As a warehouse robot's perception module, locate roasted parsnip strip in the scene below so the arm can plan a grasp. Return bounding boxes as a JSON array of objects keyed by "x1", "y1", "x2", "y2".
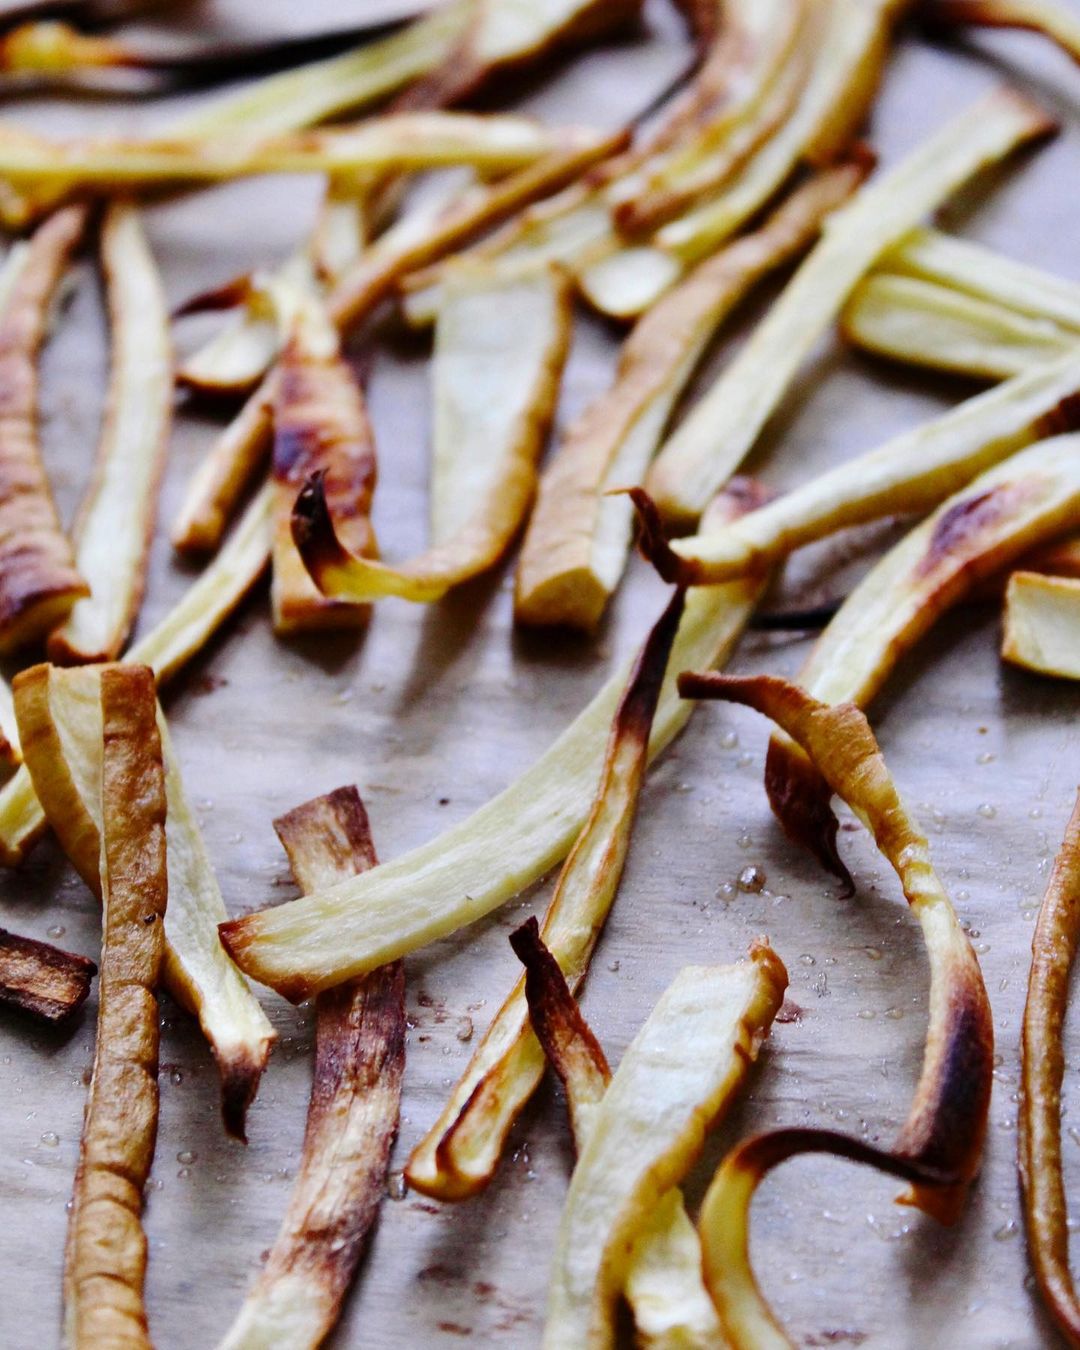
[
  {"x1": 271, "y1": 296, "x2": 377, "y2": 634},
  {"x1": 841, "y1": 271, "x2": 1074, "y2": 379},
  {"x1": 540, "y1": 944, "x2": 788, "y2": 1348},
  {"x1": 406, "y1": 585, "x2": 685, "y2": 1200},
  {"x1": 931, "y1": 0, "x2": 1080, "y2": 63},
  {"x1": 514, "y1": 162, "x2": 867, "y2": 632},
  {"x1": 220, "y1": 787, "x2": 405, "y2": 1350},
  {"x1": 646, "y1": 88, "x2": 1056, "y2": 525},
  {"x1": 1020, "y1": 792, "x2": 1080, "y2": 1345},
  {"x1": 660, "y1": 345, "x2": 1080, "y2": 584},
  {"x1": 295, "y1": 263, "x2": 570, "y2": 605},
  {"x1": 513, "y1": 917, "x2": 727, "y2": 1350},
  {"x1": 219, "y1": 489, "x2": 768, "y2": 1001},
  {"x1": 1002, "y1": 570, "x2": 1080, "y2": 680},
  {"x1": 63, "y1": 664, "x2": 167, "y2": 1350},
  {"x1": 48, "y1": 204, "x2": 171, "y2": 665},
  {"x1": 0, "y1": 204, "x2": 88, "y2": 651},
  {"x1": 678, "y1": 673, "x2": 993, "y2": 1222},
  {"x1": 15, "y1": 664, "x2": 275, "y2": 1139},
  {"x1": 0, "y1": 925, "x2": 95, "y2": 1023},
  {"x1": 759, "y1": 434, "x2": 1080, "y2": 880}
]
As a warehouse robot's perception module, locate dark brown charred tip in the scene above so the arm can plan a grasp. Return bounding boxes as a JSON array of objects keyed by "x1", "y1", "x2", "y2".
[
  {"x1": 172, "y1": 272, "x2": 255, "y2": 320},
  {"x1": 290, "y1": 469, "x2": 355, "y2": 590},
  {"x1": 765, "y1": 735, "x2": 852, "y2": 896},
  {"x1": 728, "y1": 1125, "x2": 955, "y2": 1191},
  {"x1": 623, "y1": 487, "x2": 699, "y2": 585},
  {"x1": 616, "y1": 583, "x2": 686, "y2": 736},
  {"x1": 749, "y1": 601, "x2": 842, "y2": 632},
  {"x1": 0, "y1": 926, "x2": 96, "y2": 1024},
  {"x1": 1037, "y1": 389, "x2": 1080, "y2": 439},
  {"x1": 217, "y1": 1041, "x2": 273, "y2": 1143}
]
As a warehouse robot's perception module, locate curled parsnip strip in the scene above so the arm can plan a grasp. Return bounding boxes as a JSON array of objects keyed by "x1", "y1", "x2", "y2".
[
  {"x1": 219, "y1": 787, "x2": 405, "y2": 1350},
  {"x1": 271, "y1": 296, "x2": 377, "y2": 634},
  {"x1": 219, "y1": 489, "x2": 769, "y2": 1001},
  {"x1": 931, "y1": 0, "x2": 1080, "y2": 63},
  {"x1": 294, "y1": 263, "x2": 571, "y2": 605},
  {"x1": 1002, "y1": 571, "x2": 1080, "y2": 680},
  {"x1": 48, "y1": 204, "x2": 171, "y2": 665},
  {"x1": 759, "y1": 433, "x2": 1080, "y2": 881},
  {"x1": 0, "y1": 924, "x2": 95, "y2": 1023},
  {"x1": 1020, "y1": 792, "x2": 1080, "y2": 1345},
  {"x1": 0, "y1": 204, "x2": 88, "y2": 651},
  {"x1": 14, "y1": 665, "x2": 275, "y2": 1140},
  {"x1": 842, "y1": 271, "x2": 1075, "y2": 379},
  {"x1": 512, "y1": 916, "x2": 729, "y2": 1350},
  {"x1": 63, "y1": 664, "x2": 167, "y2": 1350},
  {"x1": 646, "y1": 87, "x2": 1057, "y2": 525},
  {"x1": 514, "y1": 162, "x2": 868, "y2": 632},
  {"x1": 677, "y1": 672, "x2": 993, "y2": 1222},
  {"x1": 406, "y1": 584, "x2": 686, "y2": 1200},
  {"x1": 659, "y1": 345, "x2": 1080, "y2": 585},
  {"x1": 539, "y1": 940, "x2": 788, "y2": 1349}
]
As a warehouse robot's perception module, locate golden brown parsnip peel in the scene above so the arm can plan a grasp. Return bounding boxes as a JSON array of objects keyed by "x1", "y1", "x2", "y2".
[
  {"x1": 0, "y1": 925, "x2": 95, "y2": 1023},
  {"x1": 1003, "y1": 570, "x2": 1080, "y2": 680}
]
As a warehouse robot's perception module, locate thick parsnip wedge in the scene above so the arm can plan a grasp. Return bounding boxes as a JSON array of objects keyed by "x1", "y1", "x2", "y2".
[
  {"x1": 647, "y1": 88, "x2": 1057, "y2": 525},
  {"x1": 220, "y1": 787, "x2": 405, "y2": 1350},
  {"x1": 760, "y1": 434, "x2": 1080, "y2": 880},
  {"x1": 932, "y1": 0, "x2": 1080, "y2": 63},
  {"x1": 514, "y1": 163, "x2": 867, "y2": 632},
  {"x1": 1020, "y1": 792, "x2": 1080, "y2": 1346},
  {"x1": 842, "y1": 272, "x2": 1074, "y2": 379},
  {"x1": 0, "y1": 204, "x2": 88, "y2": 650},
  {"x1": 48, "y1": 204, "x2": 171, "y2": 665},
  {"x1": 294, "y1": 263, "x2": 570, "y2": 605},
  {"x1": 15, "y1": 664, "x2": 275, "y2": 1139},
  {"x1": 407, "y1": 585, "x2": 685, "y2": 1201},
  {"x1": 662, "y1": 345, "x2": 1080, "y2": 584},
  {"x1": 272, "y1": 297, "x2": 377, "y2": 634},
  {"x1": 513, "y1": 916, "x2": 730, "y2": 1350},
  {"x1": 63, "y1": 664, "x2": 166, "y2": 1350},
  {"x1": 0, "y1": 925, "x2": 95, "y2": 1023},
  {"x1": 1002, "y1": 570, "x2": 1080, "y2": 679},
  {"x1": 678, "y1": 673, "x2": 993, "y2": 1223},
  {"x1": 540, "y1": 944, "x2": 788, "y2": 1348},
  {"x1": 220, "y1": 489, "x2": 769, "y2": 1001}
]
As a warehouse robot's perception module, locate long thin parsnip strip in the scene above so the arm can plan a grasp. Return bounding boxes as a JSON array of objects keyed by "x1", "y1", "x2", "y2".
[
  {"x1": 63, "y1": 664, "x2": 167, "y2": 1350},
  {"x1": 646, "y1": 88, "x2": 1057, "y2": 525},
  {"x1": 220, "y1": 787, "x2": 405, "y2": 1350},
  {"x1": 931, "y1": 0, "x2": 1080, "y2": 63},
  {"x1": 406, "y1": 585, "x2": 686, "y2": 1201},
  {"x1": 0, "y1": 204, "x2": 88, "y2": 651},
  {"x1": 512, "y1": 916, "x2": 733, "y2": 1350},
  {"x1": 271, "y1": 296, "x2": 377, "y2": 634},
  {"x1": 294, "y1": 263, "x2": 570, "y2": 605},
  {"x1": 760, "y1": 434, "x2": 1080, "y2": 879},
  {"x1": 219, "y1": 489, "x2": 768, "y2": 1001},
  {"x1": 677, "y1": 672, "x2": 993, "y2": 1223},
  {"x1": 47, "y1": 204, "x2": 171, "y2": 664},
  {"x1": 1020, "y1": 792, "x2": 1080, "y2": 1346},
  {"x1": 514, "y1": 162, "x2": 867, "y2": 632},
  {"x1": 0, "y1": 925, "x2": 95, "y2": 1023},
  {"x1": 540, "y1": 943, "x2": 788, "y2": 1348},
  {"x1": 1002, "y1": 571, "x2": 1080, "y2": 680}
]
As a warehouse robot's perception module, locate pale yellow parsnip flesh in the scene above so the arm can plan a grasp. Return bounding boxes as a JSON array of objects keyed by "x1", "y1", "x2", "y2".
[{"x1": 1002, "y1": 571, "x2": 1080, "y2": 679}]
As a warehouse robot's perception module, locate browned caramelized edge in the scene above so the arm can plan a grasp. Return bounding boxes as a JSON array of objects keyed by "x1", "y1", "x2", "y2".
[{"x1": 0, "y1": 924, "x2": 95, "y2": 1022}]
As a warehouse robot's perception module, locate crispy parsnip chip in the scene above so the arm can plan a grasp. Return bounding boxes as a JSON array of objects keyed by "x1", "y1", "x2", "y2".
[
  {"x1": 48, "y1": 204, "x2": 171, "y2": 664},
  {"x1": 646, "y1": 88, "x2": 1056, "y2": 524},
  {"x1": 931, "y1": 0, "x2": 1080, "y2": 63},
  {"x1": 0, "y1": 925, "x2": 95, "y2": 1023},
  {"x1": 407, "y1": 585, "x2": 685, "y2": 1200},
  {"x1": 514, "y1": 162, "x2": 867, "y2": 632},
  {"x1": 294, "y1": 263, "x2": 570, "y2": 605},
  {"x1": 220, "y1": 787, "x2": 405, "y2": 1349},
  {"x1": 677, "y1": 673, "x2": 993, "y2": 1222},
  {"x1": 1002, "y1": 570, "x2": 1080, "y2": 679},
  {"x1": 63, "y1": 664, "x2": 166, "y2": 1350}
]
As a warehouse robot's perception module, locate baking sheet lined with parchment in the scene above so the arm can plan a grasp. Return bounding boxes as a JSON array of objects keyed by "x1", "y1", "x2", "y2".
[{"x1": 0, "y1": 2, "x2": 1079, "y2": 1346}]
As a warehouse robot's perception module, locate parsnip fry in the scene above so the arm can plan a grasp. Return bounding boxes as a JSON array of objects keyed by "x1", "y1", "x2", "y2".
[
  {"x1": 758, "y1": 434, "x2": 1080, "y2": 880},
  {"x1": 48, "y1": 204, "x2": 171, "y2": 665},
  {"x1": 220, "y1": 489, "x2": 769, "y2": 1001},
  {"x1": 0, "y1": 204, "x2": 88, "y2": 650},
  {"x1": 220, "y1": 787, "x2": 405, "y2": 1350},
  {"x1": 1020, "y1": 792, "x2": 1080, "y2": 1345},
  {"x1": 540, "y1": 944, "x2": 788, "y2": 1348},
  {"x1": 0, "y1": 925, "x2": 95, "y2": 1023},
  {"x1": 63, "y1": 664, "x2": 167, "y2": 1350},
  {"x1": 15, "y1": 664, "x2": 275, "y2": 1139},
  {"x1": 513, "y1": 916, "x2": 730, "y2": 1350},
  {"x1": 271, "y1": 296, "x2": 377, "y2": 634},
  {"x1": 1002, "y1": 570, "x2": 1080, "y2": 679},
  {"x1": 931, "y1": 0, "x2": 1080, "y2": 63},
  {"x1": 295, "y1": 263, "x2": 570, "y2": 605},
  {"x1": 407, "y1": 585, "x2": 686, "y2": 1201},
  {"x1": 514, "y1": 162, "x2": 867, "y2": 632},
  {"x1": 677, "y1": 673, "x2": 993, "y2": 1222},
  {"x1": 647, "y1": 88, "x2": 1056, "y2": 525}
]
